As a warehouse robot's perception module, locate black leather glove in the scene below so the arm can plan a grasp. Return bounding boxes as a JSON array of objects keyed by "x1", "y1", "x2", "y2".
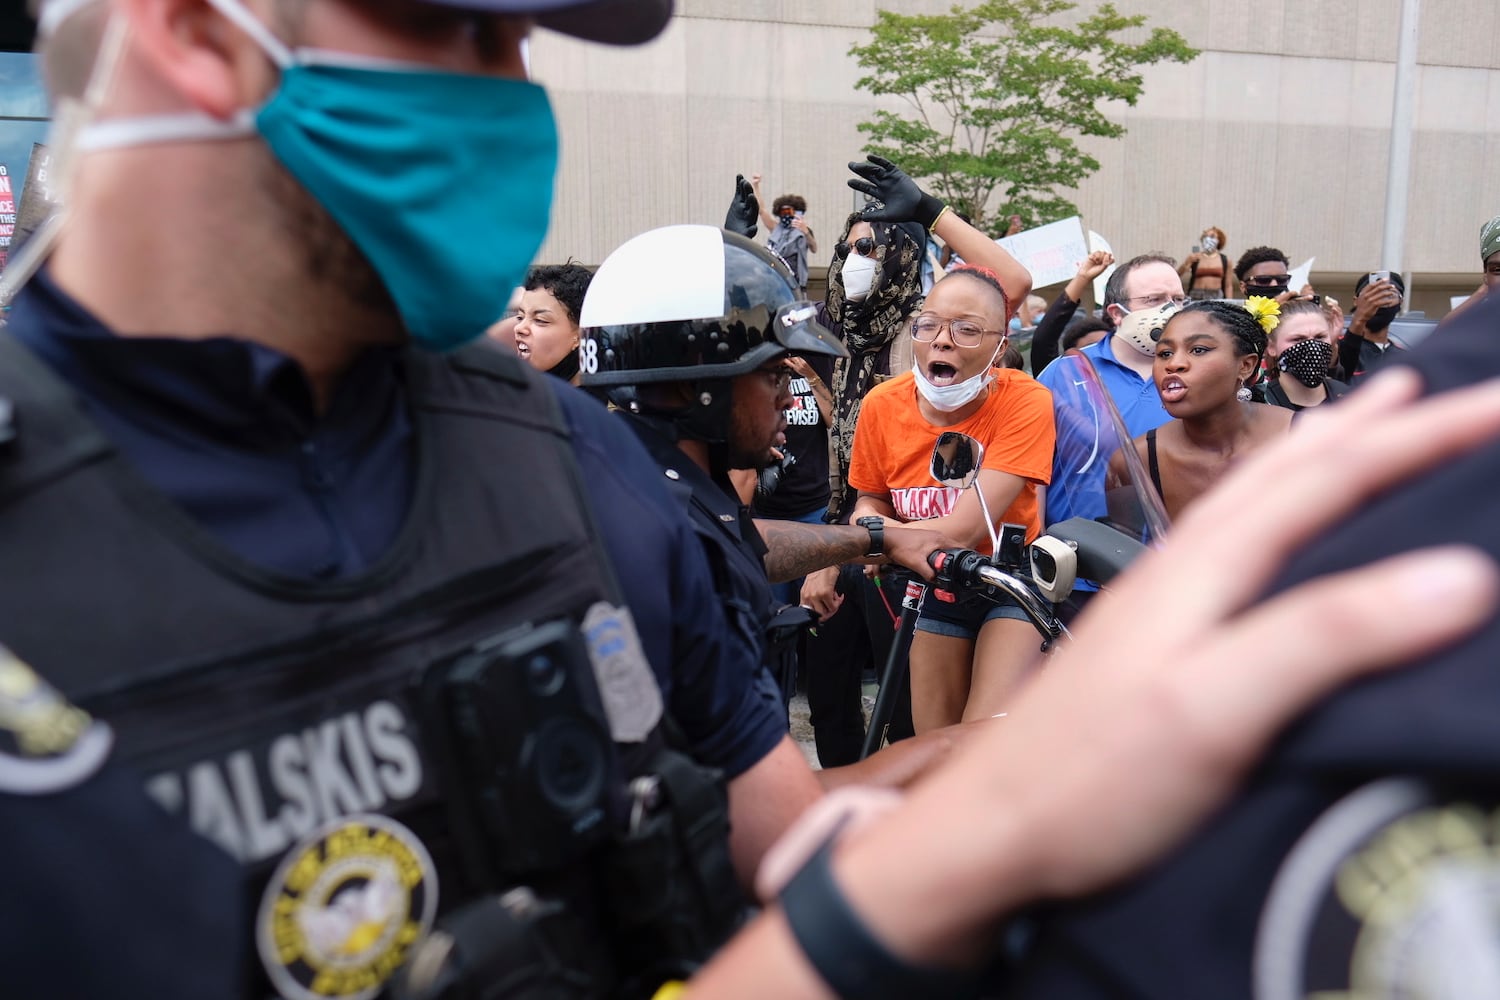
[
  {"x1": 724, "y1": 174, "x2": 759, "y2": 239},
  {"x1": 847, "y1": 155, "x2": 946, "y2": 230}
]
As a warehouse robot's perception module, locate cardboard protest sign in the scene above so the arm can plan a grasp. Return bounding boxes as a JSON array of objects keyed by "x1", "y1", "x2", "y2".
[
  {"x1": 1089, "y1": 230, "x2": 1117, "y2": 304},
  {"x1": 996, "y1": 216, "x2": 1089, "y2": 289}
]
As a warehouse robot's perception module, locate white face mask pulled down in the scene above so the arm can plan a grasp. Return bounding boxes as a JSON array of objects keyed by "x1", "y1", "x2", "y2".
[
  {"x1": 913, "y1": 339, "x2": 1005, "y2": 413},
  {"x1": 840, "y1": 252, "x2": 879, "y2": 302}
]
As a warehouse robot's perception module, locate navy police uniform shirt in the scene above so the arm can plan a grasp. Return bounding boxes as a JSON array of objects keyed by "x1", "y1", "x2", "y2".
[
  {"x1": 7, "y1": 269, "x2": 784, "y2": 782},
  {"x1": 0, "y1": 273, "x2": 789, "y2": 997},
  {"x1": 619, "y1": 412, "x2": 789, "y2": 700},
  {"x1": 1002, "y1": 293, "x2": 1500, "y2": 998}
]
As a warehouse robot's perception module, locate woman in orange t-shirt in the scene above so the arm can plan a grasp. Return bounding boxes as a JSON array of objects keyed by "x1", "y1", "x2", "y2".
[{"x1": 841, "y1": 266, "x2": 1055, "y2": 730}]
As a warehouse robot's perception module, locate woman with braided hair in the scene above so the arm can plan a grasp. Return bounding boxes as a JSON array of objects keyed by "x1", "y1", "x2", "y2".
[{"x1": 1110, "y1": 299, "x2": 1292, "y2": 520}]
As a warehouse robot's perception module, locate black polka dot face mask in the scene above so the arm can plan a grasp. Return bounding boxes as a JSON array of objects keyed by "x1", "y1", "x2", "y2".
[{"x1": 1278, "y1": 338, "x2": 1334, "y2": 387}]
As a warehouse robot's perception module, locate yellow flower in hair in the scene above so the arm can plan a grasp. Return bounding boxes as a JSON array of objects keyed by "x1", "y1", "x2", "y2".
[{"x1": 1243, "y1": 296, "x2": 1281, "y2": 334}]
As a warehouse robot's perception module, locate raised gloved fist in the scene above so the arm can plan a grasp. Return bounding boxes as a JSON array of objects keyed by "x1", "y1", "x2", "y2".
[
  {"x1": 846, "y1": 154, "x2": 946, "y2": 230},
  {"x1": 724, "y1": 173, "x2": 759, "y2": 239}
]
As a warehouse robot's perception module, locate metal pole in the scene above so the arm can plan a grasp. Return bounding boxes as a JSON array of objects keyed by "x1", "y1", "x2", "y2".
[{"x1": 1382, "y1": 0, "x2": 1421, "y2": 301}]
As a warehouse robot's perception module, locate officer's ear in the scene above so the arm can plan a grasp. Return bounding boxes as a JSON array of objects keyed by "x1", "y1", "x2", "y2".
[{"x1": 119, "y1": 0, "x2": 271, "y2": 120}]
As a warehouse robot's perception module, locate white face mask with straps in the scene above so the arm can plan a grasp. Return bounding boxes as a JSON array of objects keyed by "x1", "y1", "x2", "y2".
[
  {"x1": 73, "y1": 0, "x2": 438, "y2": 153},
  {"x1": 840, "y1": 252, "x2": 878, "y2": 302},
  {"x1": 913, "y1": 339, "x2": 1005, "y2": 412}
]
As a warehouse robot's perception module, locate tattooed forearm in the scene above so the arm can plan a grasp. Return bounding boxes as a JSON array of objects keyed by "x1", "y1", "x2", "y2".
[{"x1": 753, "y1": 521, "x2": 868, "y2": 584}]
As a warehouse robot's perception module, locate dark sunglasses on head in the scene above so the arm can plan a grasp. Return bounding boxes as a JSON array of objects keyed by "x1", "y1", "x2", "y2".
[{"x1": 836, "y1": 237, "x2": 876, "y2": 258}]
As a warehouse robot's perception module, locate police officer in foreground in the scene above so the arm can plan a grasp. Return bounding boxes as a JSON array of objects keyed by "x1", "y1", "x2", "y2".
[
  {"x1": 0, "y1": 0, "x2": 819, "y2": 995},
  {"x1": 9, "y1": 0, "x2": 1500, "y2": 996}
]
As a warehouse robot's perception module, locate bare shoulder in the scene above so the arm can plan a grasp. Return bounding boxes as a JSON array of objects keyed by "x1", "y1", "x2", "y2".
[{"x1": 1253, "y1": 401, "x2": 1296, "y2": 437}]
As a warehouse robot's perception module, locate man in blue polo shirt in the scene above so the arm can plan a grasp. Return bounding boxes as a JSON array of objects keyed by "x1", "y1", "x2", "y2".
[{"x1": 1036, "y1": 253, "x2": 1183, "y2": 613}]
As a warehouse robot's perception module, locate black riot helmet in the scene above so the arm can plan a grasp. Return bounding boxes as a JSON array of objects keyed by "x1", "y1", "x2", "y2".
[{"x1": 579, "y1": 225, "x2": 846, "y2": 442}]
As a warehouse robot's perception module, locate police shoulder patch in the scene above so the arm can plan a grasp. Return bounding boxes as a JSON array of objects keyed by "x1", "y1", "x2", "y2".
[
  {"x1": 0, "y1": 645, "x2": 112, "y2": 794},
  {"x1": 1255, "y1": 778, "x2": 1500, "y2": 1000},
  {"x1": 257, "y1": 813, "x2": 439, "y2": 1000}
]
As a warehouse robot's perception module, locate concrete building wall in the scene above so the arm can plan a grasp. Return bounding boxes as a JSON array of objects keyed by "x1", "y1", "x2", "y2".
[{"x1": 530, "y1": 0, "x2": 1500, "y2": 314}]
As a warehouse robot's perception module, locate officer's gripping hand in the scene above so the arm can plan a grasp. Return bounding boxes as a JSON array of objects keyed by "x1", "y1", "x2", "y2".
[
  {"x1": 847, "y1": 154, "x2": 945, "y2": 231},
  {"x1": 882, "y1": 524, "x2": 958, "y2": 582},
  {"x1": 724, "y1": 174, "x2": 759, "y2": 239}
]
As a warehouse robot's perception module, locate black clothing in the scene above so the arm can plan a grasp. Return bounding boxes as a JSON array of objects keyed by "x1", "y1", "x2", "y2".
[
  {"x1": 1337, "y1": 329, "x2": 1404, "y2": 386},
  {"x1": 1002, "y1": 292, "x2": 1500, "y2": 998},
  {"x1": 619, "y1": 412, "x2": 789, "y2": 715},
  {"x1": 755, "y1": 353, "x2": 834, "y2": 520},
  {"x1": 1260, "y1": 376, "x2": 1350, "y2": 412},
  {"x1": 805, "y1": 566, "x2": 913, "y2": 766},
  {"x1": 0, "y1": 327, "x2": 654, "y2": 997},
  {"x1": 1144, "y1": 427, "x2": 1164, "y2": 500},
  {"x1": 0, "y1": 667, "x2": 244, "y2": 1000},
  {"x1": 1028, "y1": 292, "x2": 1083, "y2": 376},
  {"x1": 0, "y1": 276, "x2": 785, "y2": 998}
]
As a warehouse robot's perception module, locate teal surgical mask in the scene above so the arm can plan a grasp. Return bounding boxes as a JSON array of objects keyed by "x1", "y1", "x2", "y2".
[{"x1": 77, "y1": 0, "x2": 558, "y2": 352}]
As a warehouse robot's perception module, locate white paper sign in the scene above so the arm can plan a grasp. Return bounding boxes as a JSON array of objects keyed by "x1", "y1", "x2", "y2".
[
  {"x1": 1288, "y1": 256, "x2": 1316, "y2": 295},
  {"x1": 996, "y1": 216, "x2": 1089, "y2": 289},
  {"x1": 1088, "y1": 230, "x2": 1117, "y2": 304}
]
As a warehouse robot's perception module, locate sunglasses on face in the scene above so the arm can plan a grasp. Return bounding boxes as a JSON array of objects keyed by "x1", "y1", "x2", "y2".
[
  {"x1": 1244, "y1": 275, "x2": 1292, "y2": 286},
  {"x1": 836, "y1": 237, "x2": 876, "y2": 257}
]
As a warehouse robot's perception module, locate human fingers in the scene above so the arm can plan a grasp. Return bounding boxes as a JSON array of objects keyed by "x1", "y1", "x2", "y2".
[
  {"x1": 866, "y1": 153, "x2": 897, "y2": 171},
  {"x1": 1014, "y1": 544, "x2": 1497, "y2": 900},
  {"x1": 1181, "y1": 545, "x2": 1497, "y2": 770},
  {"x1": 785, "y1": 356, "x2": 813, "y2": 376},
  {"x1": 1127, "y1": 371, "x2": 1500, "y2": 621},
  {"x1": 847, "y1": 158, "x2": 882, "y2": 183}
]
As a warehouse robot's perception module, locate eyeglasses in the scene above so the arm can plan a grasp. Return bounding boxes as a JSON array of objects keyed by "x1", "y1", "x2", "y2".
[
  {"x1": 754, "y1": 364, "x2": 794, "y2": 393},
  {"x1": 1243, "y1": 275, "x2": 1292, "y2": 287},
  {"x1": 910, "y1": 314, "x2": 999, "y2": 348},
  {"x1": 835, "y1": 237, "x2": 876, "y2": 258},
  {"x1": 1123, "y1": 293, "x2": 1188, "y2": 309}
]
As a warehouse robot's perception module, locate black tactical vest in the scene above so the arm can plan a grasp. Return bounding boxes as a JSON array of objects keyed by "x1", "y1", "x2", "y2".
[{"x1": 0, "y1": 335, "x2": 735, "y2": 999}]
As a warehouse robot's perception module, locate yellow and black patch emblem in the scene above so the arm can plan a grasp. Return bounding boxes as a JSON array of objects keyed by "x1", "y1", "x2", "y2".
[
  {"x1": 0, "y1": 645, "x2": 112, "y2": 794},
  {"x1": 257, "y1": 813, "x2": 438, "y2": 1000},
  {"x1": 1256, "y1": 778, "x2": 1500, "y2": 999}
]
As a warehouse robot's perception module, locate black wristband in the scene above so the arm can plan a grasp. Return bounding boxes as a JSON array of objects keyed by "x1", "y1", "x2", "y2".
[
  {"x1": 915, "y1": 192, "x2": 946, "y2": 231},
  {"x1": 780, "y1": 840, "x2": 982, "y2": 1000},
  {"x1": 856, "y1": 516, "x2": 884, "y2": 559}
]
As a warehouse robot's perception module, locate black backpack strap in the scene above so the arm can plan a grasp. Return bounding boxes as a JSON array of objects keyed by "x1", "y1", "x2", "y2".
[{"x1": 0, "y1": 332, "x2": 116, "y2": 510}]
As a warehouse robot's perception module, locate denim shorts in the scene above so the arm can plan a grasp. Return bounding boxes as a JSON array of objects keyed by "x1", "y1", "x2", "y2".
[{"x1": 915, "y1": 586, "x2": 1030, "y2": 640}]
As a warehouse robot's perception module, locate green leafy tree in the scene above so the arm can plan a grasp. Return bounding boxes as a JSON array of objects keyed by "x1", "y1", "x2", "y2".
[{"x1": 850, "y1": 1, "x2": 1196, "y2": 237}]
